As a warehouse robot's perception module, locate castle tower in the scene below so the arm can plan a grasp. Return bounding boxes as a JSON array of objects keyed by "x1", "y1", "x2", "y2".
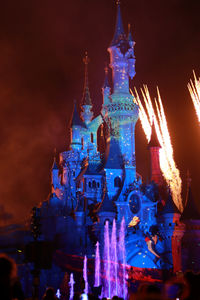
[
  {"x1": 148, "y1": 121, "x2": 163, "y2": 186},
  {"x1": 51, "y1": 155, "x2": 60, "y2": 191},
  {"x1": 81, "y1": 52, "x2": 93, "y2": 125},
  {"x1": 158, "y1": 190, "x2": 182, "y2": 271},
  {"x1": 70, "y1": 101, "x2": 87, "y2": 151},
  {"x1": 180, "y1": 178, "x2": 200, "y2": 272},
  {"x1": 104, "y1": 2, "x2": 139, "y2": 198}
]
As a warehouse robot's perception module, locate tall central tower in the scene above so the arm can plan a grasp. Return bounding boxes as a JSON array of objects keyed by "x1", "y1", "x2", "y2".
[{"x1": 103, "y1": 2, "x2": 139, "y2": 201}]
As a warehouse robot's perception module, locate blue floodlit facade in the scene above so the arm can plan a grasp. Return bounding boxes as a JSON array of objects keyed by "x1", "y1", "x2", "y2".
[{"x1": 39, "y1": 3, "x2": 181, "y2": 273}]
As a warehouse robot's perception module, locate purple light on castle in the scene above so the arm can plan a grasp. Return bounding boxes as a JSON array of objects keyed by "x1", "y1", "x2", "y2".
[
  {"x1": 94, "y1": 241, "x2": 100, "y2": 287},
  {"x1": 83, "y1": 255, "x2": 88, "y2": 294},
  {"x1": 110, "y1": 219, "x2": 118, "y2": 298},
  {"x1": 69, "y1": 273, "x2": 75, "y2": 300},
  {"x1": 103, "y1": 220, "x2": 111, "y2": 298}
]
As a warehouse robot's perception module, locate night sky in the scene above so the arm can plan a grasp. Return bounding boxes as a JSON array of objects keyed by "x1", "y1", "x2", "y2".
[{"x1": 0, "y1": 0, "x2": 200, "y2": 225}]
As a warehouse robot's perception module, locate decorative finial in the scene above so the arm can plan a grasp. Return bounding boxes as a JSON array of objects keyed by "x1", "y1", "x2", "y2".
[
  {"x1": 83, "y1": 51, "x2": 90, "y2": 65},
  {"x1": 81, "y1": 51, "x2": 92, "y2": 106},
  {"x1": 103, "y1": 63, "x2": 110, "y2": 89},
  {"x1": 104, "y1": 63, "x2": 108, "y2": 74}
]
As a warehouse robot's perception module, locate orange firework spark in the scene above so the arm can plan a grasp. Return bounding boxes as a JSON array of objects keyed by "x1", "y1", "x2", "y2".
[
  {"x1": 188, "y1": 71, "x2": 200, "y2": 123},
  {"x1": 131, "y1": 86, "x2": 183, "y2": 212}
]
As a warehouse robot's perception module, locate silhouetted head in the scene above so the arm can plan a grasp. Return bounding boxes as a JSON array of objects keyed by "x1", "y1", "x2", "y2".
[{"x1": 0, "y1": 253, "x2": 17, "y2": 281}]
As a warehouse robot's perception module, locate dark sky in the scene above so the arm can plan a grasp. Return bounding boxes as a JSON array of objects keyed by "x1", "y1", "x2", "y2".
[{"x1": 0, "y1": 0, "x2": 200, "y2": 225}]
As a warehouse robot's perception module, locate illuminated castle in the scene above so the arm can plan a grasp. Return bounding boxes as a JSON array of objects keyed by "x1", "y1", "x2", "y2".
[{"x1": 38, "y1": 2, "x2": 200, "y2": 277}]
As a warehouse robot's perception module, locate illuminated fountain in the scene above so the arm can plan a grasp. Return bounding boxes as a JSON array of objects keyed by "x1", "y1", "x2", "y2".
[
  {"x1": 110, "y1": 219, "x2": 118, "y2": 298},
  {"x1": 103, "y1": 220, "x2": 111, "y2": 298},
  {"x1": 101, "y1": 218, "x2": 127, "y2": 299},
  {"x1": 118, "y1": 217, "x2": 127, "y2": 300},
  {"x1": 69, "y1": 273, "x2": 75, "y2": 300},
  {"x1": 94, "y1": 241, "x2": 101, "y2": 287},
  {"x1": 83, "y1": 255, "x2": 88, "y2": 294}
]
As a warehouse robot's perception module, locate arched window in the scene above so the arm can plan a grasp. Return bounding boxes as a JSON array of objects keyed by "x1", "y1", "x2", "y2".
[
  {"x1": 92, "y1": 180, "x2": 96, "y2": 188},
  {"x1": 88, "y1": 181, "x2": 91, "y2": 188},
  {"x1": 97, "y1": 182, "x2": 100, "y2": 188},
  {"x1": 91, "y1": 133, "x2": 94, "y2": 143},
  {"x1": 73, "y1": 170, "x2": 75, "y2": 177},
  {"x1": 114, "y1": 176, "x2": 121, "y2": 188}
]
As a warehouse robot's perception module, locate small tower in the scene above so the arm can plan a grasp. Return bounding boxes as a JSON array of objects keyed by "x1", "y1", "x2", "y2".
[
  {"x1": 148, "y1": 121, "x2": 163, "y2": 186},
  {"x1": 104, "y1": 1, "x2": 139, "y2": 194},
  {"x1": 180, "y1": 176, "x2": 200, "y2": 272},
  {"x1": 158, "y1": 191, "x2": 181, "y2": 271},
  {"x1": 102, "y1": 65, "x2": 111, "y2": 117},
  {"x1": 71, "y1": 101, "x2": 87, "y2": 151},
  {"x1": 51, "y1": 153, "x2": 60, "y2": 191},
  {"x1": 81, "y1": 52, "x2": 93, "y2": 125}
]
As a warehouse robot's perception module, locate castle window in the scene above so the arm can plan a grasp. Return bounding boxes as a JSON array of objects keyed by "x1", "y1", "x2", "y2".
[
  {"x1": 73, "y1": 170, "x2": 75, "y2": 177},
  {"x1": 91, "y1": 133, "x2": 94, "y2": 143},
  {"x1": 97, "y1": 182, "x2": 100, "y2": 188},
  {"x1": 89, "y1": 181, "x2": 92, "y2": 188},
  {"x1": 114, "y1": 176, "x2": 121, "y2": 188},
  {"x1": 92, "y1": 180, "x2": 96, "y2": 188}
]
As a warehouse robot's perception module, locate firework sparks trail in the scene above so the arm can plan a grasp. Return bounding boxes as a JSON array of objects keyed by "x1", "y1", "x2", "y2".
[
  {"x1": 188, "y1": 71, "x2": 200, "y2": 123},
  {"x1": 131, "y1": 86, "x2": 183, "y2": 212}
]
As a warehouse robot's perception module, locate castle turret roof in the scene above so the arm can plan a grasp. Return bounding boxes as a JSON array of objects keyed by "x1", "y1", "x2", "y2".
[
  {"x1": 99, "y1": 193, "x2": 116, "y2": 213},
  {"x1": 148, "y1": 121, "x2": 161, "y2": 148},
  {"x1": 181, "y1": 185, "x2": 200, "y2": 220},
  {"x1": 51, "y1": 156, "x2": 59, "y2": 170},
  {"x1": 84, "y1": 162, "x2": 104, "y2": 176},
  {"x1": 102, "y1": 66, "x2": 110, "y2": 89},
  {"x1": 127, "y1": 23, "x2": 134, "y2": 43},
  {"x1": 82, "y1": 52, "x2": 92, "y2": 106},
  {"x1": 110, "y1": 1, "x2": 126, "y2": 47},
  {"x1": 71, "y1": 102, "x2": 87, "y2": 128},
  {"x1": 160, "y1": 190, "x2": 180, "y2": 215},
  {"x1": 104, "y1": 138, "x2": 124, "y2": 169}
]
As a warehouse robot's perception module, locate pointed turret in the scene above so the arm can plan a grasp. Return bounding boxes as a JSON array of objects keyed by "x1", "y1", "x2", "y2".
[
  {"x1": 71, "y1": 101, "x2": 86, "y2": 150},
  {"x1": 128, "y1": 24, "x2": 134, "y2": 46},
  {"x1": 51, "y1": 150, "x2": 59, "y2": 170},
  {"x1": 81, "y1": 52, "x2": 93, "y2": 124},
  {"x1": 51, "y1": 154, "x2": 60, "y2": 191},
  {"x1": 161, "y1": 190, "x2": 180, "y2": 215},
  {"x1": 102, "y1": 66, "x2": 111, "y2": 114},
  {"x1": 181, "y1": 177, "x2": 200, "y2": 220},
  {"x1": 148, "y1": 121, "x2": 163, "y2": 186},
  {"x1": 110, "y1": 1, "x2": 126, "y2": 47},
  {"x1": 103, "y1": 66, "x2": 110, "y2": 89},
  {"x1": 71, "y1": 101, "x2": 87, "y2": 129},
  {"x1": 148, "y1": 121, "x2": 161, "y2": 148}
]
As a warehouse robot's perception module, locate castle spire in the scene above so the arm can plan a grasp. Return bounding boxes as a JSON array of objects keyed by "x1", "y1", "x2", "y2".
[
  {"x1": 71, "y1": 100, "x2": 86, "y2": 128},
  {"x1": 81, "y1": 52, "x2": 93, "y2": 124},
  {"x1": 127, "y1": 23, "x2": 134, "y2": 47},
  {"x1": 181, "y1": 174, "x2": 200, "y2": 220},
  {"x1": 110, "y1": 1, "x2": 126, "y2": 46},
  {"x1": 52, "y1": 148, "x2": 58, "y2": 170},
  {"x1": 82, "y1": 52, "x2": 92, "y2": 106},
  {"x1": 148, "y1": 121, "x2": 163, "y2": 186},
  {"x1": 103, "y1": 65, "x2": 110, "y2": 89},
  {"x1": 148, "y1": 121, "x2": 161, "y2": 148}
]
